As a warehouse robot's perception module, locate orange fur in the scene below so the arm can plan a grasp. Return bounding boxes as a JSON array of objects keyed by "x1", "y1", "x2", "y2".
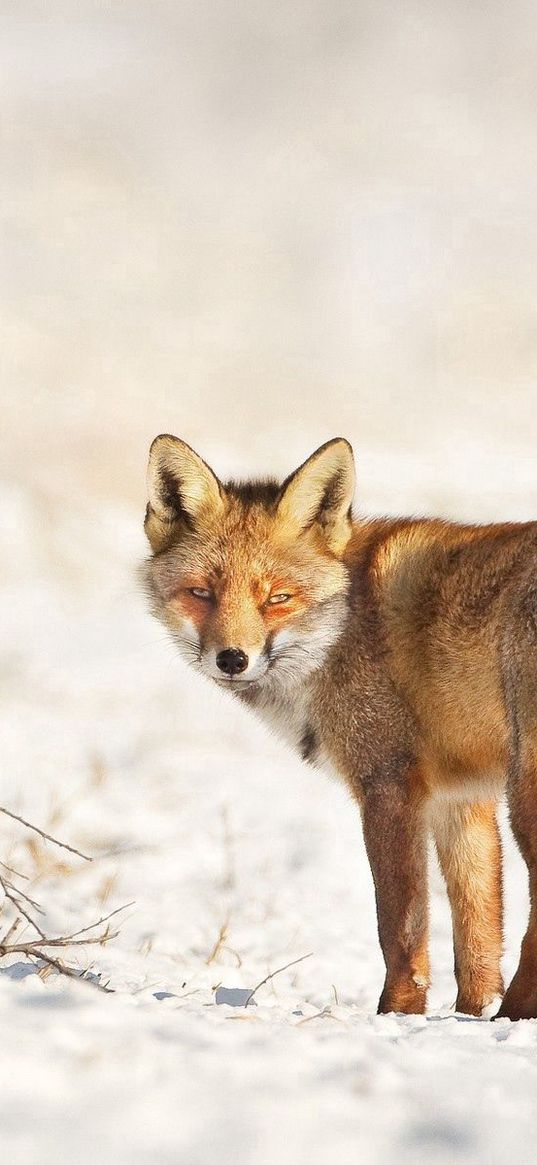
[{"x1": 143, "y1": 435, "x2": 537, "y2": 1019}]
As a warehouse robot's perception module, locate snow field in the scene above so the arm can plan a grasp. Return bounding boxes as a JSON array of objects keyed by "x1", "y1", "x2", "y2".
[{"x1": 1, "y1": 479, "x2": 537, "y2": 1164}]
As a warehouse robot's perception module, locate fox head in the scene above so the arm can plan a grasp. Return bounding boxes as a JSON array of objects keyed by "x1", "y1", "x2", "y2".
[{"x1": 143, "y1": 436, "x2": 355, "y2": 696}]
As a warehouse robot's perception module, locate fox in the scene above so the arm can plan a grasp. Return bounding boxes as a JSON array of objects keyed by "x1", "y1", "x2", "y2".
[{"x1": 142, "y1": 433, "x2": 537, "y2": 1021}]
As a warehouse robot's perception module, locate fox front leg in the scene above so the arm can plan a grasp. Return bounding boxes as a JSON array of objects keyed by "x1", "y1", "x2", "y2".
[{"x1": 360, "y1": 771, "x2": 430, "y2": 1015}]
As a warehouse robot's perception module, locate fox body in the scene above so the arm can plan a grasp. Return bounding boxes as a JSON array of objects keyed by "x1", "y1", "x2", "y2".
[{"x1": 144, "y1": 435, "x2": 537, "y2": 1020}]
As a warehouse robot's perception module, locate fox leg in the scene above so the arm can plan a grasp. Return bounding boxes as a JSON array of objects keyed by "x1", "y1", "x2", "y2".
[
  {"x1": 432, "y1": 800, "x2": 504, "y2": 1015},
  {"x1": 496, "y1": 756, "x2": 537, "y2": 1020},
  {"x1": 496, "y1": 621, "x2": 537, "y2": 1021},
  {"x1": 361, "y1": 774, "x2": 430, "y2": 1015}
]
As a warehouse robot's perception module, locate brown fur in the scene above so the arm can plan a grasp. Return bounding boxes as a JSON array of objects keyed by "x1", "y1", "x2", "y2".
[{"x1": 143, "y1": 434, "x2": 537, "y2": 1020}]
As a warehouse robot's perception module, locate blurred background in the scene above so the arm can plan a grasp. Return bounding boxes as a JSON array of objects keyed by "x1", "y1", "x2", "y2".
[
  {"x1": 3, "y1": 0, "x2": 537, "y2": 522},
  {"x1": 2, "y1": 8, "x2": 537, "y2": 1157}
]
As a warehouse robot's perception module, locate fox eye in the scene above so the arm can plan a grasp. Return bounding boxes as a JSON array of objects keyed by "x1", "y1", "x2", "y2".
[
  {"x1": 267, "y1": 593, "x2": 293, "y2": 605},
  {"x1": 188, "y1": 587, "x2": 213, "y2": 601}
]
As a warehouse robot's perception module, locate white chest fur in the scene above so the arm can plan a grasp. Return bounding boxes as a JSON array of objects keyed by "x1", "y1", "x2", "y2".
[
  {"x1": 252, "y1": 686, "x2": 311, "y2": 755},
  {"x1": 247, "y1": 684, "x2": 346, "y2": 786}
]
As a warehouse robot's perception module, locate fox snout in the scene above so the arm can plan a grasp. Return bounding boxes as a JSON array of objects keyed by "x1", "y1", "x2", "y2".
[
  {"x1": 215, "y1": 648, "x2": 249, "y2": 676},
  {"x1": 204, "y1": 641, "x2": 267, "y2": 685}
]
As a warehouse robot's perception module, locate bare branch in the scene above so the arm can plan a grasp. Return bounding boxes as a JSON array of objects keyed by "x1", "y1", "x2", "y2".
[
  {"x1": 0, "y1": 873, "x2": 47, "y2": 939},
  {"x1": 26, "y1": 951, "x2": 114, "y2": 992},
  {"x1": 0, "y1": 931, "x2": 120, "y2": 954},
  {"x1": 0, "y1": 916, "x2": 22, "y2": 946},
  {"x1": 57, "y1": 902, "x2": 135, "y2": 943},
  {"x1": 0, "y1": 806, "x2": 92, "y2": 862},
  {"x1": 2, "y1": 879, "x2": 44, "y2": 914},
  {"x1": 0, "y1": 860, "x2": 28, "y2": 881},
  {"x1": 0, "y1": 804, "x2": 126, "y2": 990},
  {"x1": 243, "y1": 953, "x2": 313, "y2": 1007}
]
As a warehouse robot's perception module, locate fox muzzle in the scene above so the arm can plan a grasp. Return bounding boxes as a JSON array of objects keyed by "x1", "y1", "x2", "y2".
[{"x1": 215, "y1": 648, "x2": 249, "y2": 676}]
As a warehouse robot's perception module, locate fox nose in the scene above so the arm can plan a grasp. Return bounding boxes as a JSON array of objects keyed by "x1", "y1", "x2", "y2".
[{"x1": 216, "y1": 648, "x2": 249, "y2": 676}]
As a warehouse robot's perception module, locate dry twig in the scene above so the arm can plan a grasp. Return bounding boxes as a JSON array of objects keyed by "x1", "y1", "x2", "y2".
[
  {"x1": 0, "y1": 806, "x2": 128, "y2": 990},
  {"x1": 243, "y1": 952, "x2": 313, "y2": 1007},
  {"x1": 0, "y1": 805, "x2": 92, "y2": 861},
  {"x1": 205, "y1": 919, "x2": 230, "y2": 965}
]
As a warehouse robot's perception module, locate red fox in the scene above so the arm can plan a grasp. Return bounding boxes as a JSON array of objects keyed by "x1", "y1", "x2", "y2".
[{"x1": 143, "y1": 434, "x2": 537, "y2": 1020}]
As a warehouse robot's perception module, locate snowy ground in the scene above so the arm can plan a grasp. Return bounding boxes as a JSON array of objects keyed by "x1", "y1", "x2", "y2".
[
  {"x1": 4, "y1": 3, "x2": 537, "y2": 1159},
  {"x1": 2, "y1": 468, "x2": 537, "y2": 1165}
]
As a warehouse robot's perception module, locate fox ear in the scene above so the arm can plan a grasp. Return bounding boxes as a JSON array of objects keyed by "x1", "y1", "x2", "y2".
[
  {"x1": 277, "y1": 438, "x2": 355, "y2": 554},
  {"x1": 145, "y1": 434, "x2": 224, "y2": 553}
]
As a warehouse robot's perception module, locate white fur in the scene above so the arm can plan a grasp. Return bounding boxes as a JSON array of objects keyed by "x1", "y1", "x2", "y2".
[
  {"x1": 174, "y1": 595, "x2": 350, "y2": 774},
  {"x1": 428, "y1": 771, "x2": 505, "y2": 810},
  {"x1": 239, "y1": 595, "x2": 349, "y2": 763}
]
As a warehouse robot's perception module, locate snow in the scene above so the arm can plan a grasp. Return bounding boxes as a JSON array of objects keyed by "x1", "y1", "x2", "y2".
[
  {"x1": 4, "y1": 1, "x2": 537, "y2": 1158},
  {"x1": 1, "y1": 472, "x2": 537, "y2": 1165}
]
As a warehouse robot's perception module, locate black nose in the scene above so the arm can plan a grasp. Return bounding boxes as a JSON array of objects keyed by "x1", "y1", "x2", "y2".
[{"x1": 216, "y1": 648, "x2": 249, "y2": 676}]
